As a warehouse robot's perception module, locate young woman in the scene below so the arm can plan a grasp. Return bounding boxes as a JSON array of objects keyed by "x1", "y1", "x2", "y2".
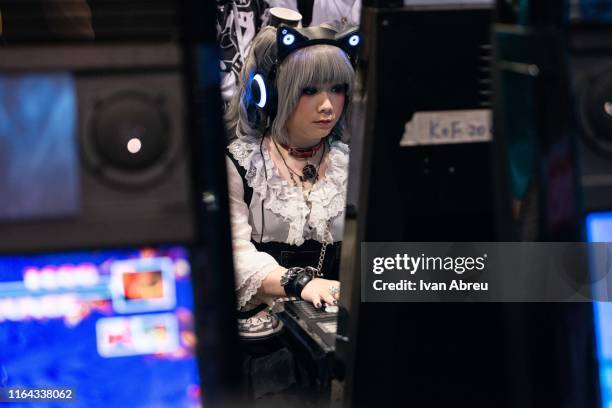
[{"x1": 225, "y1": 24, "x2": 357, "y2": 339}]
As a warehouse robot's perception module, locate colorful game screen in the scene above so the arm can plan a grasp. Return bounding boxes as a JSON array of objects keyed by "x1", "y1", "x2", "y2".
[
  {"x1": 0, "y1": 246, "x2": 201, "y2": 407},
  {"x1": 587, "y1": 212, "x2": 612, "y2": 408}
]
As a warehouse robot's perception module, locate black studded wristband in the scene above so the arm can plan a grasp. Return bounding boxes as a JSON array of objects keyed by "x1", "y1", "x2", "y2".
[
  {"x1": 280, "y1": 267, "x2": 303, "y2": 288},
  {"x1": 290, "y1": 271, "x2": 314, "y2": 298}
]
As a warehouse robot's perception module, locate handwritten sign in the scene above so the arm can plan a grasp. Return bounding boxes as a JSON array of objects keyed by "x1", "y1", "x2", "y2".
[{"x1": 400, "y1": 109, "x2": 492, "y2": 146}]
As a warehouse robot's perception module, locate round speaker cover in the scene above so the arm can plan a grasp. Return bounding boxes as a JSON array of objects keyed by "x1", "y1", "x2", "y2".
[
  {"x1": 92, "y1": 94, "x2": 168, "y2": 171},
  {"x1": 580, "y1": 68, "x2": 612, "y2": 155}
]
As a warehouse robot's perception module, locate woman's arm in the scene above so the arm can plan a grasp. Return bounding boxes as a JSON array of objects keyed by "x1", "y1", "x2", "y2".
[
  {"x1": 258, "y1": 267, "x2": 338, "y2": 307},
  {"x1": 257, "y1": 266, "x2": 288, "y2": 298},
  {"x1": 227, "y1": 157, "x2": 282, "y2": 308}
]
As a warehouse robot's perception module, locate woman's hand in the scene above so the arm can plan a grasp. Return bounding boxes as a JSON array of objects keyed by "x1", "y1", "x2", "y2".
[{"x1": 300, "y1": 278, "x2": 340, "y2": 308}]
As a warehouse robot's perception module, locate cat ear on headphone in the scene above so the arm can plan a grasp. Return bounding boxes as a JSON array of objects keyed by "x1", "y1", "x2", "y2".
[
  {"x1": 335, "y1": 28, "x2": 362, "y2": 66},
  {"x1": 276, "y1": 25, "x2": 309, "y2": 62}
]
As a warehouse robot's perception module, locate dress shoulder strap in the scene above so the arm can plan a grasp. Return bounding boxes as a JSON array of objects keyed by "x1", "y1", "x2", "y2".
[{"x1": 226, "y1": 147, "x2": 254, "y2": 206}]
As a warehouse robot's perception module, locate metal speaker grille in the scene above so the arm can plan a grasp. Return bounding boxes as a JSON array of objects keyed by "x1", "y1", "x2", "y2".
[{"x1": 478, "y1": 42, "x2": 493, "y2": 107}]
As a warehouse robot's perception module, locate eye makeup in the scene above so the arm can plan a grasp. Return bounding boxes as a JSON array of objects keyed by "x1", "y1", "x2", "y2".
[{"x1": 301, "y1": 83, "x2": 348, "y2": 96}]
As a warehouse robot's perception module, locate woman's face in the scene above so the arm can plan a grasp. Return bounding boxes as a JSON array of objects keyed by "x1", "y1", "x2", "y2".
[{"x1": 285, "y1": 83, "x2": 346, "y2": 147}]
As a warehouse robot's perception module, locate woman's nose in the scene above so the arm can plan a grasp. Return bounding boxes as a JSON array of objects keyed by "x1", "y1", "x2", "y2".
[{"x1": 318, "y1": 93, "x2": 333, "y2": 113}]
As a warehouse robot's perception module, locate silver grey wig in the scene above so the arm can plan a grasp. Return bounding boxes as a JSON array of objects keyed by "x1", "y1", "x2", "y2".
[{"x1": 225, "y1": 26, "x2": 355, "y2": 144}]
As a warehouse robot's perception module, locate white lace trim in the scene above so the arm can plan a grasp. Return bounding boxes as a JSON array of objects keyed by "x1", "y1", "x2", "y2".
[
  {"x1": 228, "y1": 138, "x2": 349, "y2": 245},
  {"x1": 236, "y1": 268, "x2": 270, "y2": 310},
  {"x1": 307, "y1": 142, "x2": 349, "y2": 242}
]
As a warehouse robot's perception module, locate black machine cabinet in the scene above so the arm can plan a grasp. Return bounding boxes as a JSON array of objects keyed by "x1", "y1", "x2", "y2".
[
  {"x1": 491, "y1": 17, "x2": 600, "y2": 408},
  {"x1": 0, "y1": 50, "x2": 195, "y2": 253},
  {"x1": 491, "y1": 2, "x2": 599, "y2": 408},
  {"x1": 359, "y1": 5, "x2": 496, "y2": 242},
  {"x1": 337, "y1": 3, "x2": 601, "y2": 408},
  {"x1": 0, "y1": 2, "x2": 242, "y2": 406},
  {"x1": 337, "y1": 5, "x2": 506, "y2": 408},
  {"x1": 0, "y1": 2, "x2": 193, "y2": 253},
  {"x1": 277, "y1": 300, "x2": 338, "y2": 400}
]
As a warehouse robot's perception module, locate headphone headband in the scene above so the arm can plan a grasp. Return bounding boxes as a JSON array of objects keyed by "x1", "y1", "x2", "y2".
[
  {"x1": 276, "y1": 25, "x2": 362, "y2": 67},
  {"x1": 248, "y1": 25, "x2": 362, "y2": 127}
]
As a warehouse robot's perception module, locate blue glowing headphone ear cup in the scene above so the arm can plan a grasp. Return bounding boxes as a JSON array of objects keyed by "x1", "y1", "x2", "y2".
[
  {"x1": 249, "y1": 71, "x2": 276, "y2": 120},
  {"x1": 252, "y1": 73, "x2": 268, "y2": 108}
]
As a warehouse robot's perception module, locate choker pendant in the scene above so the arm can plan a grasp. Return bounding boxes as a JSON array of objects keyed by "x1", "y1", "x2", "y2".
[{"x1": 301, "y1": 164, "x2": 318, "y2": 183}]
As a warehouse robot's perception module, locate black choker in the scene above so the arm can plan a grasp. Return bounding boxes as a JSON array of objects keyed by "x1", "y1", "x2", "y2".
[{"x1": 279, "y1": 139, "x2": 325, "y2": 158}]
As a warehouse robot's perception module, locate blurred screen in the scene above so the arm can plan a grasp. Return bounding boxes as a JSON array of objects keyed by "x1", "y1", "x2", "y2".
[
  {"x1": 0, "y1": 73, "x2": 79, "y2": 222},
  {"x1": 0, "y1": 246, "x2": 201, "y2": 407},
  {"x1": 587, "y1": 212, "x2": 612, "y2": 408},
  {"x1": 576, "y1": 0, "x2": 612, "y2": 21}
]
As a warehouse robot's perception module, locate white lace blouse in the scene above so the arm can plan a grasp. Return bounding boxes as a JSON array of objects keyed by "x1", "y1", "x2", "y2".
[{"x1": 226, "y1": 137, "x2": 349, "y2": 309}]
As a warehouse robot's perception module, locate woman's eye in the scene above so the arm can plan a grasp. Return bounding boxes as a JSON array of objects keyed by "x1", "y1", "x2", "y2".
[
  {"x1": 331, "y1": 84, "x2": 347, "y2": 94},
  {"x1": 302, "y1": 87, "x2": 318, "y2": 95}
]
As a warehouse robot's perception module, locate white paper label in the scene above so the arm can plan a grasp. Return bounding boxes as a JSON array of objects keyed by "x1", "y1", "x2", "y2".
[{"x1": 400, "y1": 109, "x2": 492, "y2": 146}]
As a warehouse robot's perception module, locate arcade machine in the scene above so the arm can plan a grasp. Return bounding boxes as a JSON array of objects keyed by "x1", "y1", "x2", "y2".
[
  {"x1": 336, "y1": 0, "x2": 601, "y2": 407},
  {"x1": 570, "y1": 1, "x2": 612, "y2": 406},
  {"x1": 335, "y1": 2, "x2": 507, "y2": 407},
  {"x1": 0, "y1": 2, "x2": 240, "y2": 407},
  {"x1": 491, "y1": 0, "x2": 599, "y2": 407}
]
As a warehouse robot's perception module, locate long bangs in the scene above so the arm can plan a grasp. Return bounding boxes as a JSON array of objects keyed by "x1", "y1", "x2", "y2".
[
  {"x1": 280, "y1": 45, "x2": 354, "y2": 94},
  {"x1": 272, "y1": 45, "x2": 355, "y2": 144}
]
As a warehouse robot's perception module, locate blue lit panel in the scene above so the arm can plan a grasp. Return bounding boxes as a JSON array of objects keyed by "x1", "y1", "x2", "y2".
[
  {"x1": 0, "y1": 246, "x2": 201, "y2": 407},
  {"x1": 0, "y1": 73, "x2": 79, "y2": 221},
  {"x1": 578, "y1": 0, "x2": 612, "y2": 22},
  {"x1": 587, "y1": 212, "x2": 612, "y2": 408}
]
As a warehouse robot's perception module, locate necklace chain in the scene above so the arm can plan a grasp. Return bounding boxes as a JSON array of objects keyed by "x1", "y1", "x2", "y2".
[{"x1": 273, "y1": 140, "x2": 326, "y2": 187}]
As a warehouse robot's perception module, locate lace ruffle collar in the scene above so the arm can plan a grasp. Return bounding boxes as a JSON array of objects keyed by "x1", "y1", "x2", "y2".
[{"x1": 228, "y1": 137, "x2": 348, "y2": 245}]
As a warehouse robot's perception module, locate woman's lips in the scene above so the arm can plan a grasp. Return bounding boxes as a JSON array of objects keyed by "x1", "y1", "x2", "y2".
[{"x1": 314, "y1": 119, "x2": 333, "y2": 128}]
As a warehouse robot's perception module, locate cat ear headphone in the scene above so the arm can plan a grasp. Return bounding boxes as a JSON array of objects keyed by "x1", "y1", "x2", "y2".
[{"x1": 248, "y1": 24, "x2": 362, "y2": 125}]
